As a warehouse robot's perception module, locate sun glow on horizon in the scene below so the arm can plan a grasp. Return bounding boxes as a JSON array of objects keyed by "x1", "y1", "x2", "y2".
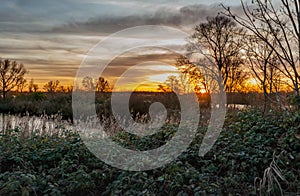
[
  {"x1": 110, "y1": 63, "x2": 180, "y2": 92},
  {"x1": 248, "y1": 78, "x2": 259, "y2": 86}
]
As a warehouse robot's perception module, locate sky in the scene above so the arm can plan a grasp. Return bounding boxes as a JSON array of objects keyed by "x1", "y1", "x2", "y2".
[{"x1": 0, "y1": 0, "x2": 244, "y2": 91}]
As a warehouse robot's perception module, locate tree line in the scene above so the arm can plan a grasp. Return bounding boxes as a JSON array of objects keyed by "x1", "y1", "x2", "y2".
[{"x1": 0, "y1": 59, "x2": 112, "y2": 97}]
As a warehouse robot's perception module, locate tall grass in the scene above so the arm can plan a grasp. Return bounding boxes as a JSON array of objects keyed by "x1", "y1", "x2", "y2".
[
  {"x1": 255, "y1": 151, "x2": 288, "y2": 196},
  {"x1": 0, "y1": 113, "x2": 74, "y2": 137},
  {"x1": 0, "y1": 111, "x2": 183, "y2": 138}
]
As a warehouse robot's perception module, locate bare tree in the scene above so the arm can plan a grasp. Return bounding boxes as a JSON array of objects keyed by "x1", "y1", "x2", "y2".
[
  {"x1": 28, "y1": 78, "x2": 40, "y2": 93},
  {"x1": 17, "y1": 78, "x2": 27, "y2": 93},
  {"x1": 28, "y1": 78, "x2": 39, "y2": 93},
  {"x1": 95, "y1": 77, "x2": 111, "y2": 92},
  {"x1": 81, "y1": 76, "x2": 111, "y2": 92},
  {"x1": 82, "y1": 76, "x2": 95, "y2": 91},
  {"x1": 163, "y1": 73, "x2": 194, "y2": 94},
  {"x1": 33, "y1": 84, "x2": 38, "y2": 92},
  {"x1": 165, "y1": 76, "x2": 180, "y2": 92},
  {"x1": 157, "y1": 84, "x2": 171, "y2": 92},
  {"x1": 28, "y1": 78, "x2": 34, "y2": 93},
  {"x1": 58, "y1": 85, "x2": 66, "y2": 93},
  {"x1": 223, "y1": 0, "x2": 300, "y2": 98},
  {"x1": 0, "y1": 59, "x2": 27, "y2": 98},
  {"x1": 178, "y1": 72, "x2": 194, "y2": 93},
  {"x1": 187, "y1": 15, "x2": 247, "y2": 92},
  {"x1": 44, "y1": 80, "x2": 60, "y2": 93},
  {"x1": 244, "y1": 33, "x2": 283, "y2": 111},
  {"x1": 65, "y1": 85, "x2": 73, "y2": 93},
  {"x1": 176, "y1": 55, "x2": 209, "y2": 93}
]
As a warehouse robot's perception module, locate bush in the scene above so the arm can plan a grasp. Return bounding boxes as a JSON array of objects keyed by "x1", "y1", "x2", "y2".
[
  {"x1": 287, "y1": 94, "x2": 300, "y2": 108},
  {"x1": 0, "y1": 93, "x2": 72, "y2": 119},
  {"x1": 0, "y1": 110, "x2": 299, "y2": 195}
]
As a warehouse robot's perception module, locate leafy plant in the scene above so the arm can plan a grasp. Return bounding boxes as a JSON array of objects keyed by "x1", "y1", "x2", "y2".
[{"x1": 0, "y1": 109, "x2": 299, "y2": 195}]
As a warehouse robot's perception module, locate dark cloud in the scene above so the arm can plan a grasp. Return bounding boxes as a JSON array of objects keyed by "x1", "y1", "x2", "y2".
[
  {"x1": 52, "y1": 4, "x2": 223, "y2": 34},
  {"x1": 0, "y1": 1, "x2": 245, "y2": 85},
  {"x1": 102, "y1": 52, "x2": 179, "y2": 79}
]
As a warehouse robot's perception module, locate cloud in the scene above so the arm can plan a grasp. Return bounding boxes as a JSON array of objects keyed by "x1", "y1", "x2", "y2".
[
  {"x1": 0, "y1": 1, "x2": 245, "y2": 86},
  {"x1": 77, "y1": 51, "x2": 179, "y2": 79},
  {"x1": 52, "y1": 4, "x2": 223, "y2": 34},
  {"x1": 72, "y1": 51, "x2": 181, "y2": 91}
]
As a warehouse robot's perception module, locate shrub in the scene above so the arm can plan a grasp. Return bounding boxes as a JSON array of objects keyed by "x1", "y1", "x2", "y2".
[{"x1": 0, "y1": 109, "x2": 299, "y2": 195}]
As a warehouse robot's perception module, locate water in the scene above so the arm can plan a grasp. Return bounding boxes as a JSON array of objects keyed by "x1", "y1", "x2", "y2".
[
  {"x1": 227, "y1": 104, "x2": 249, "y2": 110},
  {"x1": 0, "y1": 104, "x2": 249, "y2": 135}
]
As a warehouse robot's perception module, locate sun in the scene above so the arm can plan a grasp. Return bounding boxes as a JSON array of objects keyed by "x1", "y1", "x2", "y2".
[
  {"x1": 244, "y1": 78, "x2": 261, "y2": 92},
  {"x1": 199, "y1": 88, "x2": 207, "y2": 94},
  {"x1": 248, "y1": 78, "x2": 259, "y2": 85}
]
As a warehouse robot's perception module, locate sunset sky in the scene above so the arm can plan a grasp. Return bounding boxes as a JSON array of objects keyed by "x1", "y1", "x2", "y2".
[{"x1": 0, "y1": 0, "x2": 245, "y2": 91}]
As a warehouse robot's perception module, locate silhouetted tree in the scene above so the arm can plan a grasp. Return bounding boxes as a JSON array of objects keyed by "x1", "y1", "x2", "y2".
[
  {"x1": 187, "y1": 15, "x2": 247, "y2": 92},
  {"x1": 28, "y1": 78, "x2": 36, "y2": 92},
  {"x1": 157, "y1": 84, "x2": 171, "y2": 92},
  {"x1": 95, "y1": 77, "x2": 111, "y2": 92},
  {"x1": 82, "y1": 76, "x2": 111, "y2": 92},
  {"x1": 82, "y1": 76, "x2": 95, "y2": 91},
  {"x1": 44, "y1": 80, "x2": 59, "y2": 93},
  {"x1": 66, "y1": 85, "x2": 73, "y2": 93},
  {"x1": 0, "y1": 59, "x2": 27, "y2": 98},
  {"x1": 223, "y1": 0, "x2": 300, "y2": 98},
  {"x1": 165, "y1": 76, "x2": 180, "y2": 92},
  {"x1": 17, "y1": 78, "x2": 27, "y2": 93},
  {"x1": 33, "y1": 84, "x2": 38, "y2": 92},
  {"x1": 244, "y1": 34, "x2": 283, "y2": 111},
  {"x1": 58, "y1": 85, "x2": 66, "y2": 93},
  {"x1": 176, "y1": 55, "x2": 209, "y2": 93},
  {"x1": 163, "y1": 74, "x2": 194, "y2": 94}
]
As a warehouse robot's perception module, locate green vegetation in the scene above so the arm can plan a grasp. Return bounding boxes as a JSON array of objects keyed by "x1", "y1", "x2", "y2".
[
  {"x1": 0, "y1": 93, "x2": 73, "y2": 120},
  {"x1": 0, "y1": 0, "x2": 300, "y2": 194},
  {"x1": 0, "y1": 92, "x2": 184, "y2": 120},
  {"x1": 0, "y1": 109, "x2": 299, "y2": 195}
]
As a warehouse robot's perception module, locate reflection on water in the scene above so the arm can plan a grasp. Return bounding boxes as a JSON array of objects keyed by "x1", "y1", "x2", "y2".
[
  {"x1": 227, "y1": 104, "x2": 249, "y2": 110},
  {"x1": 0, "y1": 104, "x2": 249, "y2": 135}
]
